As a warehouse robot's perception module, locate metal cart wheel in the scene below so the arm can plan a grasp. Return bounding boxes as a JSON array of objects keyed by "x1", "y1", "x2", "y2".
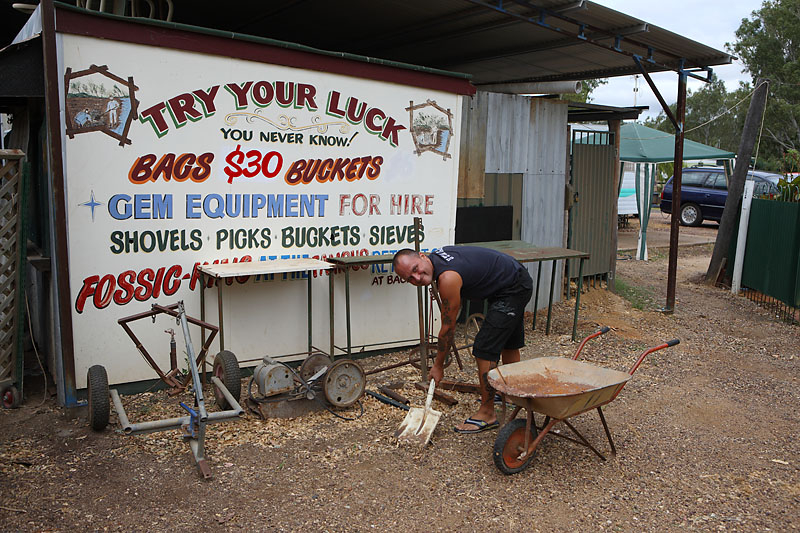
[
  {"x1": 323, "y1": 359, "x2": 365, "y2": 408},
  {"x1": 1, "y1": 385, "x2": 21, "y2": 409},
  {"x1": 87, "y1": 365, "x2": 110, "y2": 430},
  {"x1": 213, "y1": 350, "x2": 241, "y2": 410},
  {"x1": 299, "y1": 353, "x2": 333, "y2": 382},
  {"x1": 493, "y1": 418, "x2": 539, "y2": 475}
]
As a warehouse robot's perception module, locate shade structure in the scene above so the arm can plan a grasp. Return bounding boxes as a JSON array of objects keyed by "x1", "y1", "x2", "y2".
[
  {"x1": 621, "y1": 122, "x2": 735, "y2": 260},
  {"x1": 620, "y1": 122, "x2": 735, "y2": 163},
  {"x1": 634, "y1": 163, "x2": 656, "y2": 260}
]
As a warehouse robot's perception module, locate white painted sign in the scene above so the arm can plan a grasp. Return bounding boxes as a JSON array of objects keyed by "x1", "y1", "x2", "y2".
[{"x1": 59, "y1": 34, "x2": 460, "y2": 387}]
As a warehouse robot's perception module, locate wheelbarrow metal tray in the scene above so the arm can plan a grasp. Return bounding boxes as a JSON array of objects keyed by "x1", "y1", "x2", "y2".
[{"x1": 488, "y1": 357, "x2": 631, "y2": 420}]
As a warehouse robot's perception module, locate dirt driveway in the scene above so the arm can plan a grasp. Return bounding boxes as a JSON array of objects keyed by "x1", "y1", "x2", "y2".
[{"x1": 1, "y1": 242, "x2": 798, "y2": 532}]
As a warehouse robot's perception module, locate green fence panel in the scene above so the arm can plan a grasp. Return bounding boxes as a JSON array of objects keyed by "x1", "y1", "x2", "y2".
[{"x1": 735, "y1": 199, "x2": 800, "y2": 307}]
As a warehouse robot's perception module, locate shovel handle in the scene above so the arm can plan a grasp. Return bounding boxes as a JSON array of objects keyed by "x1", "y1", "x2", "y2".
[{"x1": 424, "y1": 379, "x2": 436, "y2": 412}]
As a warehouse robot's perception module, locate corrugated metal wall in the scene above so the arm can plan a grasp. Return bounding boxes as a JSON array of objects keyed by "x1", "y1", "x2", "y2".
[
  {"x1": 569, "y1": 131, "x2": 615, "y2": 279},
  {"x1": 458, "y1": 92, "x2": 568, "y2": 310}
]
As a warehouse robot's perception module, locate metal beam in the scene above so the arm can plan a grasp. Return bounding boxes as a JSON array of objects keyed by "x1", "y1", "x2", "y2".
[
  {"x1": 551, "y1": 1, "x2": 586, "y2": 14},
  {"x1": 633, "y1": 55, "x2": 679, "y2": 130},
  {"x1": 508, "y1": 0, "x2": 678, "y2": 61},
  {"x1": 665, "y1": 71, "x2": 687, "y2": 313},
  {"x1": 464, "y1": 0, "x2": 694, "y2": 75},
  {"x1": 436, "y1": 23, "x2": 650, "y2": 68}
]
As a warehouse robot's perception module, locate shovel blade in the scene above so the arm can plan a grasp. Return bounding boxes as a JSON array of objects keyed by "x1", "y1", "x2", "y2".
[{"x1": 395, "y1": 406, "x2": 442, "y2": 447}]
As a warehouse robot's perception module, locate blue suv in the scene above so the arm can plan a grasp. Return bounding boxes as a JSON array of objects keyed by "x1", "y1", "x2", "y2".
[{"x1": 660, "y1": 167, "x2": 781, "y2": 226}]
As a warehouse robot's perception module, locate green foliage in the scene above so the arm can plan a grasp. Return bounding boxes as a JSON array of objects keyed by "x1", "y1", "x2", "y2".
[
  {"x1": 639, "y1": 1, "x2": 800, "y2": 173},
  {"x1": 561, "y1": 78, "x2": 608, "y2": 103},
  {"x1": 777, "y1": 149, "x2": 800, "y2": 201},
  {"x1": 730, "y1": 0, "x2": 800, "y2": 167}
]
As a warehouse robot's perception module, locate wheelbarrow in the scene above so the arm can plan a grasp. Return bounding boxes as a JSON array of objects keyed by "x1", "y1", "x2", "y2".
[{"x1": 488, "y1": 327, "x2": 679, "y2": 474}]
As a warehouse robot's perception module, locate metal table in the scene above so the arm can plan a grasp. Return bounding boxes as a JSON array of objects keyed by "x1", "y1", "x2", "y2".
[
  {"x1": 325, "y1": 254, "x2": 425, "y2": 358},
  {"x1": 327, "y1": 242, "x2": 590, "y2": 357},
  {"x1": 458, "y1": 241, "x2": 589, "y2": 341},
  {"x1": 198, "y1": 258, "x2": 333, "y2": 363}
]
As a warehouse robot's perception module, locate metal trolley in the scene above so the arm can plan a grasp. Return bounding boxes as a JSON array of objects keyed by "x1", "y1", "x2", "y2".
[{"x1": 86, "y1": 301, "x2": 244, "y2": 479}]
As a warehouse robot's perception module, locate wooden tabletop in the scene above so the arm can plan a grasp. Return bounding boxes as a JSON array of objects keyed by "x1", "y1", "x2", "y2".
[
  {"x1": 457, "y1": 240, "x2": 589, "y2": 263},
  {"x1": 324, "y1": 241, "x2": 589, "y2": 267},
  {"x1": 326, "y1": 253, "x2": 395, "y2": 266},
  {"x1": 198, "y1": 258, "x2": 332, "y2": 278}
]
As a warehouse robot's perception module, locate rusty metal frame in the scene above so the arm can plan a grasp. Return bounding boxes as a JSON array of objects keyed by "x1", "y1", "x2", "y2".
[
  {"x1": 109, "y1": 301, "x2": 243, "y2": 479},
  {"x1": 117, "y1": 302, "x2": 218, "y2": 395}
]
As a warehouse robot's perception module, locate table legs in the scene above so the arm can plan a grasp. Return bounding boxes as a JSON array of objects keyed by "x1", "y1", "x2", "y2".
[{"x1": 572, "y1": 257, "x2": 585, "y2": 342}]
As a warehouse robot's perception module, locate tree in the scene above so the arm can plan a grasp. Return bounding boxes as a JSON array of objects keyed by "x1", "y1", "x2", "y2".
[
  {"x1": 731, "y1": 0, "x2": 800, "y2": 167},
  {"x1": 705, "y1": 79, "x2": 769, "y2": 283}
]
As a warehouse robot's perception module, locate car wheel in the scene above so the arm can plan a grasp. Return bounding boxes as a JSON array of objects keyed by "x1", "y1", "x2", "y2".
[{"x1": 679, "y1": 203, "x2": 703, "y2": 227}]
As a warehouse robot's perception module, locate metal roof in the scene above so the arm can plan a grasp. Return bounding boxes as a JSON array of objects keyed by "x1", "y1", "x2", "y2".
[
  {"x1": 165, "y1": 0, "x2": 733, "y2": 85},
  {"x1": 1, "y1": 1, "x2": 733, "y2": 86}
]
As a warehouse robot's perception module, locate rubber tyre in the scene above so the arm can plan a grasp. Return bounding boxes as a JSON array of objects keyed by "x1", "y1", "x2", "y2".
[
  {"x1": 213, "y1": 350, "x2": 241, "y2": 410},
  {"x1": 87, "y1": 365, "x2": 110, "y2": 430},
  {"x1": 1, "y1": 386, "x2": 21, "y2": 409},
  {"x1": 679, "y1": 203, "x2": 703, "y2": 227},
  {"x1": 493, "y1": 418, "x2": 539, "y2": 475}
]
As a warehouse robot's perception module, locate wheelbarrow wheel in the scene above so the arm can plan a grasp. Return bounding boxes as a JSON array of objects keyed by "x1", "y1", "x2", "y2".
[
  {"x1": 213, "y1": 350, "x2": 241, "y2": 409},
  {"x1": 493, "y1": 418, "x2": 539, "y2": 475},
  {"x1": 87, "y1": 365, "x2": 110, "y2": 430},
  {"x1": 2, "y1": 385, "x2": 21, "y2": 409}
]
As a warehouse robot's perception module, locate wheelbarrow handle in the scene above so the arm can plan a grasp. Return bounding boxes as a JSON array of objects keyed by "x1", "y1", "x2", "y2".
[
  {"x1": 627, "y1": 338, "x2": 681, "y2": 376},
  {"x1": 572, "y1": 326, "x2": 612, "y2": 361}
]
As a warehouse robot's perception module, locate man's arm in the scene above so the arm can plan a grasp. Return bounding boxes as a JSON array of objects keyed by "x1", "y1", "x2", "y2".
[{"x1": 430, "y1": 270, "x2": 461, "y2": 383}]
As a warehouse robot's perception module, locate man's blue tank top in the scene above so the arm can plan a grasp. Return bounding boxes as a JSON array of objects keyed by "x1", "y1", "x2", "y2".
[{"x1": 429, "y1": 246, "x2": 523, "y2": 301}]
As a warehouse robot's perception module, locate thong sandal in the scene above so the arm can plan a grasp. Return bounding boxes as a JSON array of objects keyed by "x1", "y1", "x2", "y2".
[{"x1": 454, "y1": 417, "x2": 499, "y2": 434}]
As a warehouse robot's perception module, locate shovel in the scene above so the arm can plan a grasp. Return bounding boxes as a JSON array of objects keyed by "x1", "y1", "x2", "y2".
[{"x1": 395, "y1": 380, "x2": 441, "y2": 446}]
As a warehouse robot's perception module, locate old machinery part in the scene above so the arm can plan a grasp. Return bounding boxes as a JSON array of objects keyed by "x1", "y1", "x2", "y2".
[
  {"x1": 323, "y1": 359, "x2": 366, "y2": 408},
  {"x1": 299, "y1": 353, "x2": 333, "y2": 382},
  {"x1": 253, "y1": 356, "x2": 294, "y2": 397}
]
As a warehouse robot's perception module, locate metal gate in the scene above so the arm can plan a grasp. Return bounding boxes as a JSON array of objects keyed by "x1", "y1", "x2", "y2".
[
  {"x1": 0, "y1": 150, "x2": 27, "y2": 407},
  {"x1": 568, "y1": 131, "x2": 615, "y2": 284}
]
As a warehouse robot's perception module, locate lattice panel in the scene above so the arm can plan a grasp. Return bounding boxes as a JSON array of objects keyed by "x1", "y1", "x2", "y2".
[{"x1": 0, "y1": 152, "x2": 23, "y2": 386}]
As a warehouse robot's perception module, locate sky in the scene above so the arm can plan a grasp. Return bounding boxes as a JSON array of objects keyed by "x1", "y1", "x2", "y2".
[{"x1": 589, "y1": 0, "x2": 764, "y2": 119}]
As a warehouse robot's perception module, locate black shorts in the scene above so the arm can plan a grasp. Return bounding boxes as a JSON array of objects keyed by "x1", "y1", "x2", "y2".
[{"x1": 472, "y1": 267, "x2": 533, "y2": 362}]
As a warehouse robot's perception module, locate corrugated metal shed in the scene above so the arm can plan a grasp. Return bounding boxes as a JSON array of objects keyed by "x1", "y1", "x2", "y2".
[{"x1": 459, "y1": 93, "x2": 568, "y2": 310}]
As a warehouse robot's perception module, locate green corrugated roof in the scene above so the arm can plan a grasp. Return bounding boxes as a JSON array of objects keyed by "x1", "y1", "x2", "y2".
[{"x1": 619, "y1": 122, "x2": 735, "y2": 163}]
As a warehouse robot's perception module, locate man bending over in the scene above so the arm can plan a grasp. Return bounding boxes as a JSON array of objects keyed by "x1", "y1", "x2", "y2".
[{"x1": 393, "y1": 246, "x2": 532, "y2": 433}]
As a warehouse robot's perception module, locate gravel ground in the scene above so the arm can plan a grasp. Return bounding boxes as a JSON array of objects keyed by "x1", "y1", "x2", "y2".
[{"x1": 1, "y1": 235, "x2": 798, "y2": 532}]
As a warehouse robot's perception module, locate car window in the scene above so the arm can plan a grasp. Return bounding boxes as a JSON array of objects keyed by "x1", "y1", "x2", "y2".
[
  {"x1": 706, "y1": 174, "x2": 727, "y2": 190},
  {"x1": 682, "y1": 171, "x2": 708, "y2": 187},
  {"x1": 753, "y1": 178, "x2": 775, "y2": 196}
]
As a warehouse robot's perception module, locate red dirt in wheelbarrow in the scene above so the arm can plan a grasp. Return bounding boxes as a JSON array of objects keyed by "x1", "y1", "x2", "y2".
[{"x1": 502, "y1": 370, "x2": 595, "y2": 397}]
